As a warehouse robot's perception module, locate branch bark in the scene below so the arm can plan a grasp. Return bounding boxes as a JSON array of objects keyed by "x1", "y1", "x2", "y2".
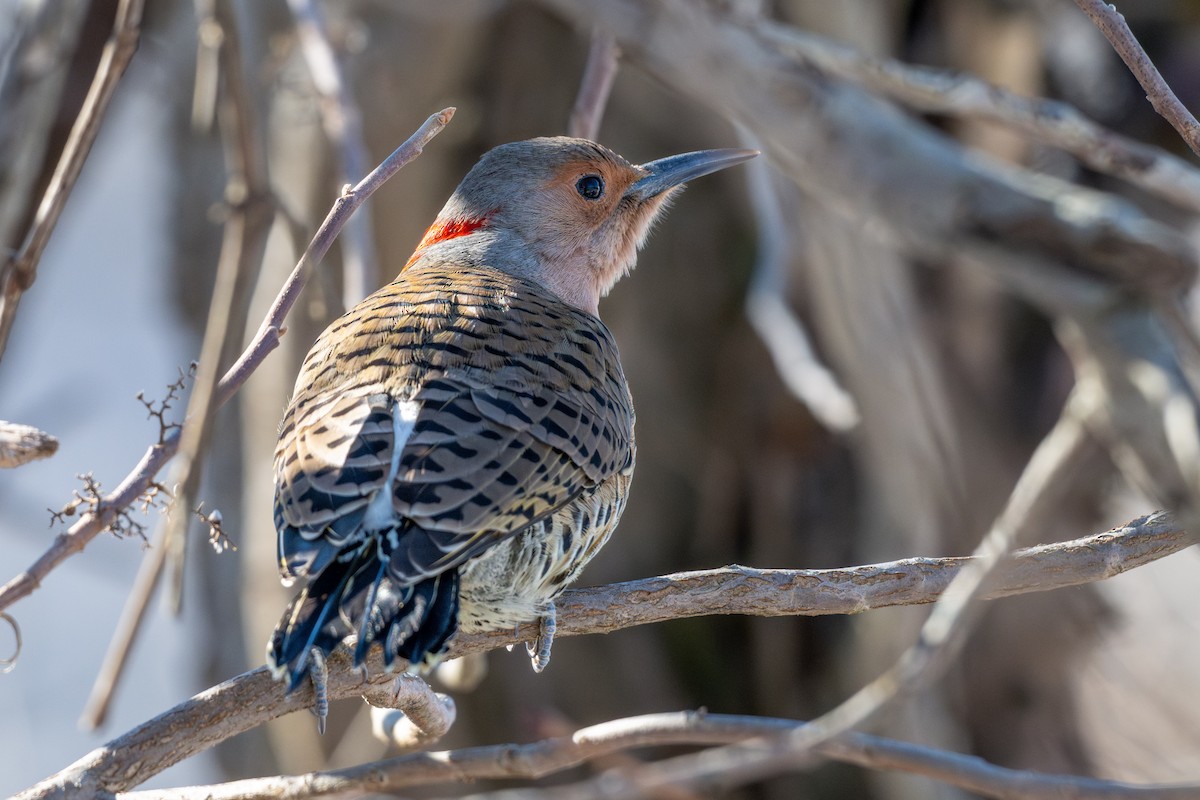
[
  {"x1": 1071, "y1": 0, "x2": 1200, "y2": 157},
  {"x1": 117, "y1": 711, "x2": 1200, "y2": 800},
  {"x1": 14, "y1": 511, "x2": 1190, "y2": 799}
]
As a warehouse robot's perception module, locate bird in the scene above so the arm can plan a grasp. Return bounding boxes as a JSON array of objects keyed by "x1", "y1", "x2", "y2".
[{"x1": 267, "y1": 136, "x2": 757, "y2": 705}]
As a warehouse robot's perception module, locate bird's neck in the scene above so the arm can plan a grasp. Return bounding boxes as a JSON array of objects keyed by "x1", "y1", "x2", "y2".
[
  {"x1": 404, "y1": 216, "x2": 606, "y2": 318},
  {"x1": 405, "y1": 212, "x2": 494, "y2": 269}
]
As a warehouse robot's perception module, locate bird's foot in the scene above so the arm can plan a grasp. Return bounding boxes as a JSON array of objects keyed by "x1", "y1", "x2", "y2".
[
  {"x1": 525, "y1": 604, "x2": 556, "y2": 673},
  {"x1": 308, "y1": 648, "x2": 329, "y2": 735}
]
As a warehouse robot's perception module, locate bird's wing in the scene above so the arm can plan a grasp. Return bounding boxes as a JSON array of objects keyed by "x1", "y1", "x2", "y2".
[{"x1": 273, "y1": 263, "x2": 634, "y2": 585}]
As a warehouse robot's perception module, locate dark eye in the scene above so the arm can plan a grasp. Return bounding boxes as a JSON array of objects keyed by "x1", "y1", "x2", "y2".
[{"x1": 576, "y1": 174, "x2": 605, "y2": 200}]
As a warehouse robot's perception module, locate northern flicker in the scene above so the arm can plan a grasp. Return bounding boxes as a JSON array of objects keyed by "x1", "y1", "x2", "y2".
[{"x1": 268, "y1": 136, "x2": 756, "y2": 695}]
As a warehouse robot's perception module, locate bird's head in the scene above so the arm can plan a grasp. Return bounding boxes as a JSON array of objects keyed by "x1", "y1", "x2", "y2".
[{"x1": 406, "y1": 137, "x2": 757, "y2": 315}]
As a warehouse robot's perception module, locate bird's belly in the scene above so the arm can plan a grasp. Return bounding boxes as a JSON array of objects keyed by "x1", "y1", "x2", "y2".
[{"x1": 457, "y1": 470, "x2": 631, "y2": 632}]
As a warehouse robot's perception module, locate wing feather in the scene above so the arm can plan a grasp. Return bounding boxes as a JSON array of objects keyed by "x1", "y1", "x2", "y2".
[{"x1": 273, "y1": 262, "x2": 634, "y2": 589}]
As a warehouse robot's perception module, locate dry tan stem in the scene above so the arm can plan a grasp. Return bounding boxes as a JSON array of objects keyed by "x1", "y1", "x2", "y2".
[
  {"x1": 739, "y1": 127, "x2": 859, "y2": 432},
  {"x1": 568, "y1": 29, "x2": 620, "y2": 140},
  {"x1": 756, "y1": 20, "x2": 1200, "y2": 215},
  {"x1": 0, "y1": 421, "x2": 58, "y2": 468},
  {"x1": 157, "y1": 0, "x2": 274, "y2": 622},
  {"x1": 0, "y1": 0, "x2": 145, "y2": 361},
  {"x1": 14, "y1": 511, "x2": 1190, "y2": 799},
  {"x1": 287, "y1": 0, "x2": 378, "y2": 306},
  {"x1": 1072, "y1": 0, "x2": 1200, "y2": 158},
  {"x1": 119, "y1": 711, "x2": 1200, "y2": 800},
  {"x1": 79, "y1": 0, "x2": 273, "y2": 716},
  {"x1": 0, "y1": 109, "x2": 455, "y2": 617}
]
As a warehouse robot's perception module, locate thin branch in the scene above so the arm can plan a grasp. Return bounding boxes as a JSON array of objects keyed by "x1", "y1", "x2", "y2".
[
  {"x1": 738, "y1": 126, "x2": 859, "y2": 432},
  {"x1": 79, "y1": 523, "x2": 169, "y2": 731},
  {"x1": 14, "y1": 511, "x2": 1190, "y2": 800},
  {"x1": 287, "y1": 0, "x2": 378, "y2": 307},
  {"x1": 0, "y1": 108, "x2": 455, "y2": 617},
  {"x1": 568, "y1": 29, "x2": 620, "y2": 140},
  {"x1": 1071, "y1": 0, "x2": 1200, "y2": 158},
  {"x1": 0, "y1": 0, "x2": 145, "y2": 361},
  {"x1": 119, "y1": 711, "x2": 1200, "y2": 800},
  {"x1": 0, "y1": 420, "x2": 58, "y2": 468},
  {"x1": 161, "y1": 0, "x2": 272, "y2": 616},
  {"x1": 755, "y1": 21, "x2": 1200, "y2": 215}
]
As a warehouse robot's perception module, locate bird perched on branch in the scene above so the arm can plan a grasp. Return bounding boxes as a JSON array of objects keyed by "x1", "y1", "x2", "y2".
[{"x1": 267, "y1": 136, "x2": 756, "y2": 702}]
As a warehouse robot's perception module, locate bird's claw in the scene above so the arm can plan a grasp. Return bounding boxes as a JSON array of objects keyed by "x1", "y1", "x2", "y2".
[
  {"x1": 525, "y1": 605, "x2": 556, "y2": 673},
  {"x1": 308, "y1": 648, "x2": 329, "y2": 735}
]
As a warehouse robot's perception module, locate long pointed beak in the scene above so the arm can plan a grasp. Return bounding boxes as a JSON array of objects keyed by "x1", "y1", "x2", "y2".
[{"x1": 626, "y1": 148, "x2": 759, "y2": 201}]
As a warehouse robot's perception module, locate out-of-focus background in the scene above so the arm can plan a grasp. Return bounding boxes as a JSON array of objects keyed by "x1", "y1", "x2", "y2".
[{"x1": 3, "y1": 1, "x2": 1200, "y2": 797}]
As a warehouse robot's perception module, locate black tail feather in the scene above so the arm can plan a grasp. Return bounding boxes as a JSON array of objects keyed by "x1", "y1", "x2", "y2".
[{"x1": 269, "y1": 538, "x2": 462, "y2": 690}]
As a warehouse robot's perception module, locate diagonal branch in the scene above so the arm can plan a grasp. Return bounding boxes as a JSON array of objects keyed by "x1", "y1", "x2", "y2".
[
  {"x1": 1071, "y1": 0, "x2": 1200, "y2": 157},
  {"x1": 0, "y1": 0, "x2": 146, "y2": 362},
  {"x1": 13, "y1": 511, "x2": 1190, "y2": 799},
  {"x1": 0, "y1": 108, "x2": 455, "y2": 618}
]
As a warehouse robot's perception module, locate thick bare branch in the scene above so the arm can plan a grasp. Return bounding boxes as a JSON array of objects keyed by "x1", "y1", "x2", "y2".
[
  {"x1": 1071, "y1": 0, "x2": 1200, "y2": 158},
  {"x1": 0, "y1": 108, "x2": 455, "y2": 617},
  {"x1": 0, "y1": 0, "x2": 145, "y2": 361},
  {"x1": 116, "y1": 711, "x2": 1200, "y2": 800},
  {"x1": 755, "y1": 21, "x2": 1200, "y2": 215},
  {"x1": 14, "y1": 512, "x2": 1190, "y2": 799}
]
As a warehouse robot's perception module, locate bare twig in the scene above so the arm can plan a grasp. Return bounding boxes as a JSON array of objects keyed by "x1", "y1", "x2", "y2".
[
  {"x1": 14, "y1": 511, "x2": 1189, "y2": 799},
  {"x1": 755, "y1": 21, "x2": 1200, "y2": 215},
  {"x1": 0, "y1": 108, "x2": 455, "y2": 617},
  {"x1": 1071, "y1": 0, "x2": 1200, "y2": 158},
  {"x1": 363, "y1": 674, "x2": 456, "y2": 750},
  {"x1": 738, "y1": 127, "x2": 859, "y2": 432},
  {"x1": 568, "y1": 29, "x2": 620, "y2": 140},
  {"x1": 79, "y1": 524, "x2": 170, "y2": 730},
  {"x1": 0, "y1": 421, "x2": 58, "y2": 467},
  {"x1": 0, "y1": 0, "x2": 145, "y2": 361},
  {"x1": 122, "y1": 711, "x2": 1200, "y2": 800},
  {"x1": 287, "y1": 0, "x2": 378, "y2": 307}
]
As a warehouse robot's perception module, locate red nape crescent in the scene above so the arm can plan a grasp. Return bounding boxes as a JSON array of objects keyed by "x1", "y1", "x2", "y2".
[{"x1": 405, "y1": 214, "x2": 492, "y2": 268}]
